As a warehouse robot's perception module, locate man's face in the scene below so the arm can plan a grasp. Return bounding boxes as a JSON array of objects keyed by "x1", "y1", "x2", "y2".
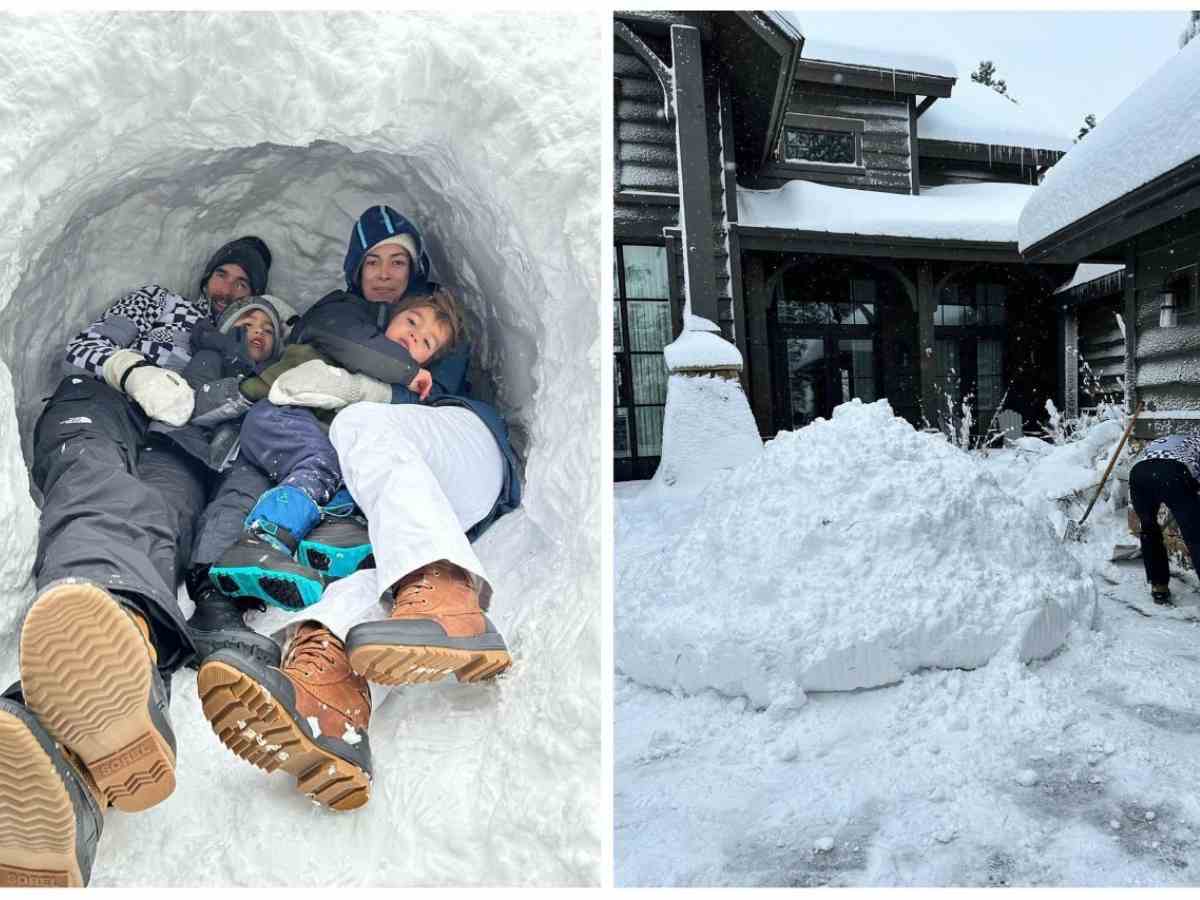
[
  {"x1": 360, "y1": 245, "x2": 411, "y2": 304},
  {"x1": 232, "y1": 308, "x2": 275, "y2": 363},
  {"x1": 206, "y1": 263, "x2": 252, "y2": 314},
  {"x1": 384, "y1": 304, "x2": 451, "y2": 365}
]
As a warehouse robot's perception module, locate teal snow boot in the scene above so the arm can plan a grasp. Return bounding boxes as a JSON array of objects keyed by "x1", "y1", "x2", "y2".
[
  {"x1": 210, "y1": 486, "x2": 326, "y2": 611},
  {"x1": 298, "y1": 515, "x2": 375, "y2": 580}
]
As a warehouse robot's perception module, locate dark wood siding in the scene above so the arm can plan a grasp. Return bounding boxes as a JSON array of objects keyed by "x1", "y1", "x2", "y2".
[
  {"x1": 614, "y1": 36, "x2": 677, "y2": 197},
  {"x1": 1076, "y1": 295, "x2": 1126, "y2": 406},
  {"x1": 1132, "y1": 210, "x2": 1200, "y2": 410},
  {"x1": 746, "y1": 83, "x2": 913, "y2": 194}
]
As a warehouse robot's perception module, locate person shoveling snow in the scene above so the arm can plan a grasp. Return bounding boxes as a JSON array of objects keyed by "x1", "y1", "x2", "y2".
[{"x1": 617, "y1": 399, "x2": 1097, "y2": 708}]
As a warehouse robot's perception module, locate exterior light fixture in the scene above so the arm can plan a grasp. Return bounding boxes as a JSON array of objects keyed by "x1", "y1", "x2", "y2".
[{"x1": 1159, "y1": 290, "x2": 1178, "y2": 328}]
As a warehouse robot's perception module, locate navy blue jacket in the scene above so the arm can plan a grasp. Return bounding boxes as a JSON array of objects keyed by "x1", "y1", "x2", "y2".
[{"x1": 290, "y1": 290, "x2": 521, "y2": 539}]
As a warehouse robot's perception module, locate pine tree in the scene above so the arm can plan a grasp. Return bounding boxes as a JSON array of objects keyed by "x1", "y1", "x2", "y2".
[
  {"x1": 971, "y1": 60, "x2": 1017, "y2": 104},
  {"x1": 1180, "y1": 10, "x2": 1200, "y2": 48},
  {"x1": 1075, "y1": 113, "x2": 1097, "y2": 143}
]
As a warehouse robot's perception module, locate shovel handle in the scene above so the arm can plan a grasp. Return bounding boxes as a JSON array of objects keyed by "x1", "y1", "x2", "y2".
[{"x1": 1078, "y1": 400, "x2": 1144, "y2": 527}]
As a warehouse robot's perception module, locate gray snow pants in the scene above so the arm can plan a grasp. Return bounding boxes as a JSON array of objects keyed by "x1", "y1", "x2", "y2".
[{"x1": 28, "y1": 375, "x2": 207, "y2": 671}]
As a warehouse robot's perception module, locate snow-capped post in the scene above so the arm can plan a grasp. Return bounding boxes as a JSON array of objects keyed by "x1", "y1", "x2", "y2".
[
  {"x1": 648, "y1": 24, "x2": 763, "y2": 492},
  {"x1": 669, "y1": 23, "x2": 719, "y2": 326},
  {"x1": 653, "y1": 315, "x2": 763, "y2": 491}
]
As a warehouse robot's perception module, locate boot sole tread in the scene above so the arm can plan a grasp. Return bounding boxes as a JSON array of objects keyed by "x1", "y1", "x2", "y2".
[
  {"x1": 0, "y1": 710, "x2": 81, "y2": 888},
  {"x1": 20, "y1": 581, "x2": 175, "y2": 812},
  {"x1": 196, "y1": 661, "x2": 369, "y2": 812},
  {"x1": 349, "y1": 644, "x2": 511, "y2": 685}
]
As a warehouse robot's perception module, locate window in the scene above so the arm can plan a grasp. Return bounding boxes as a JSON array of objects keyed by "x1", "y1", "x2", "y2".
[
  {"x1": 615, "y1": 244, "x2": 672, "y2": 478},
  {"x1": 777, "y1": 114, "x2": 864, "y2": 170}
]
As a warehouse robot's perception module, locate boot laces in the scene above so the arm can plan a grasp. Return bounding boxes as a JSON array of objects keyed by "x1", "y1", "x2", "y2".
[
  {"x1": 286, "y1": 627, "x2": 342, "y2": 676},
  {"x1": 393, "y1": 566, "x2": 442, "y2": 610}
]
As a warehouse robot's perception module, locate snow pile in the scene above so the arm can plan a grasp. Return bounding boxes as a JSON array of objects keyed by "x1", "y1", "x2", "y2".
[
  {"x1": 739, "y1": 180, "x2": 1035, "y2": 244},
  {"x1": 651, "y1": 375, "x2": 762, "y2": 494},
  {"x1": 617, "y1": 399, "x2": 1096, "y2": 707},
  {"x1": 920, "y1": 79, "x2": 1072, "y2": 152},
  {"x1": 0, "y1": 12, "x2": 600, "y2": 886},
  {"x1": 1019, "y1": 37, "x2": 1200, "y2": 251}
]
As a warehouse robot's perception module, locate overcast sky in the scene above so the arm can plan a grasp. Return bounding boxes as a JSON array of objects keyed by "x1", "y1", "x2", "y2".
[{"x1": 787, "y1": 10, "x2": 1186, "y2": 139}]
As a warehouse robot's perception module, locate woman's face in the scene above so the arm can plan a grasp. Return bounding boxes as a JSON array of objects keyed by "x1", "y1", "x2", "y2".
[{"x1": 360, "y1": 245, "x2": 411, "y2": 303}]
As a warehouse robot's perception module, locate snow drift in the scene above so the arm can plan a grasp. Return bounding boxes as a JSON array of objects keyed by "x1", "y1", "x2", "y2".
[
  {"x1": 616, "y1": 400, "x2": 1097, "y2": 707},
  {"x1": 0, "y1": 12, "x2": 601, "y2": 886}
]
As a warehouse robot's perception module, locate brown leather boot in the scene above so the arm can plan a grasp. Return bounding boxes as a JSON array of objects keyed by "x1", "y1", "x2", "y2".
[
  {"x1": 346, "y1": 561, "x2": 512, "y2": 685},
  {"x1": 19, "y1": 579, "x2": 177, "y2": 813},
  {"x1": 196, "y1": 622, "x2": 373, "y2": 811}
]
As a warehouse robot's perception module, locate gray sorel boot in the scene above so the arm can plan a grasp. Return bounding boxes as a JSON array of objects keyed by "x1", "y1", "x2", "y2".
[
  {"x1": 20, "y1": 579, "x2": 177, "y2": 813},
  {"x1": 0, "y1": 698, "x2": 104, "y2": 887}
]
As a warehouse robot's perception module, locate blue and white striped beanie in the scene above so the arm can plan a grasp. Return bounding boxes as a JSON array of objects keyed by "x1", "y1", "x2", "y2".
[{"x1": 342, "y1": 205, "x2": 431, "y2": 296}]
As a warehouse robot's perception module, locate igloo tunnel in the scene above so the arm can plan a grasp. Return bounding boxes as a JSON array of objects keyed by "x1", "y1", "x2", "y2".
[{"x1": 0, "y1": 12, "x2": 602, "y2": 886}]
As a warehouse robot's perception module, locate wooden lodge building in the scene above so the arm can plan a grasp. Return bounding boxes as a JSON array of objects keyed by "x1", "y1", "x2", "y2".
[
  {"x1": 1019, "y1": 36, "x2": 1200, "y2": 444},
  {"x1": 614, "y1": 11, "x2": 1078, "y2": 480}
]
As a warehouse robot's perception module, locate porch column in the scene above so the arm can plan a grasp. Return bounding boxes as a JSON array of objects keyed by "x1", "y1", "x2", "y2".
[
  {"x1": 670, "y1": 23, "x2": 719, "y2": 324},
  {"x1": 917, "y1": 261, "x2": 938, "y2": 426},
  {"x1": 743, "y1": 253, "x2": 772, "y2": 436}
]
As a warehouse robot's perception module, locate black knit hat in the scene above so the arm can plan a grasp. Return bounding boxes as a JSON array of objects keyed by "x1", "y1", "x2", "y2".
[{"x1": 199, "y1": 235, "x2": 272, "y2": 297}]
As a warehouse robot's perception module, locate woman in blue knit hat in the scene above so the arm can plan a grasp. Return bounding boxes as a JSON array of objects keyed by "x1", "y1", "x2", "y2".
[{"x1": 196, "y1": 205, "x2": 522, "y2": 812}]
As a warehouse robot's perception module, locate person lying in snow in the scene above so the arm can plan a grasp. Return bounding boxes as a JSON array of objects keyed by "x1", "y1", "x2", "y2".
[
  {"x1": 0, "y1": 235, "x2": 276, "y2": 886},
  {"x1": 193, "y1": 204, "x2": 522, "y2": 811},
  {"x1": 1127, "y1": 432, "x2": 1200, "y2": 606}
]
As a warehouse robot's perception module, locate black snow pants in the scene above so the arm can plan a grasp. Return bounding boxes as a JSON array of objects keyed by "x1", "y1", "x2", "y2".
[
  {"x1": 1129, "y1": 457, "x2": 1200, "y2": 588},
  {"x1": 28, "y1": 375, "x2": 210, "y2": 671}
]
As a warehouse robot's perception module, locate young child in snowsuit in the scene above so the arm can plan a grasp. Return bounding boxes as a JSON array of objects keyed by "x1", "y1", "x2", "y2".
[
  {"x1": 208, "y1": 286, "x2": 462, "y2": 607},
  {"x1": 195, "y1": 205, "x2": 521, "y2": 812},
  {"x1": 1127, "y1": 432, "x2": 1200, "y2": 605},
  {"x1": 151, "y1": 294, "x2": 302, "y2": 670}
]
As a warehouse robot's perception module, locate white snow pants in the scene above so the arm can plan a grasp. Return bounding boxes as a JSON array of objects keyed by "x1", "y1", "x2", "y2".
[{"x1": 246, "y1": 402, "x2": 505, "y2": 705}]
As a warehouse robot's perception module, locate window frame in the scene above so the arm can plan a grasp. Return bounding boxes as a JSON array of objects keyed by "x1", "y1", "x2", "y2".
[
  {"x1": 614, "y1": 242, "x2": 672, "y2": 477},
  {"x1": 774, "y1": 113, "x2": 867, "y2": 175}
]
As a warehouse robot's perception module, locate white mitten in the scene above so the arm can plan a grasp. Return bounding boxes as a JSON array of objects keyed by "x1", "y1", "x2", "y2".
[
  {"x1": 102, "y1": 349, "x2": 195, "y2": 426},
  {"x1": 269, "y1": 359, "x2": 392, "y2": 410}
]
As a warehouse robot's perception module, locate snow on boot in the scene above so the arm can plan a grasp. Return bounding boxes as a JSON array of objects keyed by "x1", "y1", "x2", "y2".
[
  {"x1": 1152, "y1": 583, "x2": 1173, "y2": 606},
  {"x1": 346, "y1": 561, "x2": 511, "y2": 685},
  {"x1": 0, "y1": 698, "x2": 105, "y2": 887},
  {"x1": 196, "y1": 623, "x2": 372, "y2": 812},
  {"x1": 19, "y1": 579, "x2": 177, "y2": 813},
  {"x1": 210, "y1": 485, "x2": 325, "y2": 610},
  {"x1": 298, "y1": 515, "x2": 375, "y2": 580},
  {"x1": 185, "y1": 566, "x2": 282, "y2": 671}
]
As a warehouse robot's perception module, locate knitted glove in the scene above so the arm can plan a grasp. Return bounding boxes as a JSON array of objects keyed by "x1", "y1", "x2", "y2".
[
  {"x1": 268, "y1": 359, "x2": 392, "y2": 410},
  {"x1": 103, "y1": 349, "x2": 195, "y2": 427}
]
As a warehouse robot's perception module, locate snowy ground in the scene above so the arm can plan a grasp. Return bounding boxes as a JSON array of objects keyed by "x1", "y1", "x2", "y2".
[
  {"x1": 0, "y1": 12, "x2": 601, "y2": 886},
  {"x1": 615, "y1": 406, "x2": 1200, "y2": 887}
]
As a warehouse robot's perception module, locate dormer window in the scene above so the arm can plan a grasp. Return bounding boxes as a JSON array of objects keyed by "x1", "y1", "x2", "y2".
[{"x1": 777, "y1": 113, "x2": 865, "y2": 172}]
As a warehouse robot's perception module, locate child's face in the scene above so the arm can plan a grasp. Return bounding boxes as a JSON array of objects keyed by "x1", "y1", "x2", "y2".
[
  {"x1": 233, "y1": 308, "x2": 275, "y2": 363},
  {"x1": 361, "y1": 245, "x2": 411, "y2": 304},
  {"x1": 385, "y1": 305, "x2": 451, "y2": 365}
]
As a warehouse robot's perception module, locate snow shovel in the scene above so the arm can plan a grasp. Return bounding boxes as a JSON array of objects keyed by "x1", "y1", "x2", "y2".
[{"x1": 1066, "y1": 401, "x2": 1143, "y2": 540}]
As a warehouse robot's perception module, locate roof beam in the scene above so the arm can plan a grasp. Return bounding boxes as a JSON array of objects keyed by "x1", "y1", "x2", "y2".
[{"x1": 915, "y1": 95, "x2": 938, "y2": 118}]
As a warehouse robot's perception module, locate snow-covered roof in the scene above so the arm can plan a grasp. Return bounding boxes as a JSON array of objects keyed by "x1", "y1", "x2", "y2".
[
  {"x1": 737, "y1": 179, "x2": 1036, "y2": 244},
  {"x1": 1053, "y1": 262, "x2": 1125, "y2": 295},
  {"x1": 1019, "y1": 39, "x2": 1200, "y2": 252},
  {"x1": 781, "y1": 12, "x2": 957, "y2": 78},
  {"x1": 920, "y1": 80, "x2": 1073, "y2": 153},
  {"x1": 800, "y1": 37, "x2": 956, "y2": 80}
]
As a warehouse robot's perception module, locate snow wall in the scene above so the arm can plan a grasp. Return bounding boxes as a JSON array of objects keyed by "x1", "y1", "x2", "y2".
[
  {"x1": 0, "y1": 12, "x2": 601, "y2": 885},
  {"x1": 617, "y1": 400, "x2": 1098, "y2": 710}
]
